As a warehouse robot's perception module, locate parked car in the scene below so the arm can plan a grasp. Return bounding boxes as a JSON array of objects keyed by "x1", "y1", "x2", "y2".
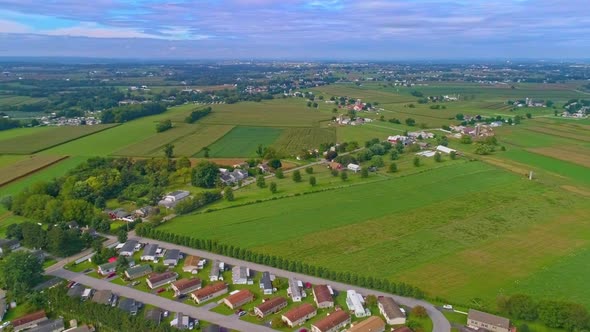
[
  {"x1": 188, "y1": 321, "x2": 194, "y2": 330},
  {"x1": 157, "y1": 288, "x2": 165, "y2": 294},
  {"x1": 238, "y1": 311, "x2": 247, "y2": 317},
  {"x1": 131, "y1": 281, "x2": 140, "y2": 286},
  {"x1": 111, "y1": 295, "x2": 118, "y2": 307},
  {"x1": 1, "y1": 321, "x2": 10, "y2": 328},
  {"x1": 66, "y1": 281, "x2": 75, "y2": 288},
  {"x1": 443, "y1": 304, "x2": 453, "y2": 310},
  {"x1": 163, "y1": 310, "x2": 169, "y2": 318},
  {"x1": 107, "y1": 272, "x2": 117, "y2": 278}
]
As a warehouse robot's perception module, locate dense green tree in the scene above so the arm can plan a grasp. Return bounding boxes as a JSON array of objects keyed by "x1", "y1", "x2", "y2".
[
  {"x1": 0, "y1": 251, "x2": 43, "y2": 298},
  {"x1": 274, "y1": 168, "x2": 284, "y2": 179},
  {"x1": 256, "y1": 175, "x2": 266, "y2": 188},
  {"x1": 434, "y1": 152, "x2": 442, "y2": 162},
  {"x1": 360, "y1": 168, "x2": 369, "y2": 178},
  {"x1": 305, "y1": 167, "x2": 314, "y2": 174},
  {"x1": 155, "y1": 119, "x2": 172, "y2": 132},
  {"x1": 292, "y1": 170, "x2": 302, "y2": 182},
  {"x1": 225, "y1": 187, "x2": 235, "y2": 201},
  {"x1": 389, "y1": 163, "x2": 398, "y2": 173},
  {"x1": 450, "y1": 151, "x2": 457, "y2": 160},
  {"x1": 163, "y1": 143, "x2": 174, "y2": 158},
  {"x1": 191, "y1": 161, "x2": 220, "y2": 188},
  {"x1": 413, "y1": 157, "x2": 421, "y2": 167},
  {"x1": 309, "y1": 176, "x2": 317, "y2": 186},
  {"x1": 340, "y1": 171, "x2": 348, "y2": 181}
]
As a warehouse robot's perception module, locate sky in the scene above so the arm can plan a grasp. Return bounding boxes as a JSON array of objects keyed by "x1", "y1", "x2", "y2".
[{"x1": 0, "y1": 0, "x2": 588, "y2": 60}]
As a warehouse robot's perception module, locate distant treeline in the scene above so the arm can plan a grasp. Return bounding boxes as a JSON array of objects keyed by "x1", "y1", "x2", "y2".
[
  {"x1": 135, "y1": 224, "x2": 426, "y2": 299},
  {"x1": 0, "y1": 117, "x2": 21, "y2": 131},
  {"x1": 184, "y1": 106, "x2": 212, "y2": 123},
  {"x1": 101, "y1": 103, "x2": 167, "y2": 123}
]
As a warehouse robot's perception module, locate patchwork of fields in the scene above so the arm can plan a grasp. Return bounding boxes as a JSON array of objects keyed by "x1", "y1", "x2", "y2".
[{"x1": 197, "y1": 126, "x2": 283, "y2": 157}]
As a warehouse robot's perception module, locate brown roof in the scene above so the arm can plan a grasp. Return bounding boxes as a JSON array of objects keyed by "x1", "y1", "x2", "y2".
[
  {"x1": 468, "y1": 309, "x2": 510, "y2": 329},
  {"x1": 313, "y1": 285, "x2": 333, "y2": 303},
  {"x1": 283, "y1": 303, "x2": 316, "y2": 322},
  {"x1": 378, "y1": 297, "x2": 404, "y2": 319},
  {"x1": 312, "y1": 310, "x2": 350, "y2": 332},
  {"x1": 348, "y1": 316, "x2": 386, "y2": 332},
  {"x1": 192, "y1": 282, "x2": 227, "y2": 299},
  {"x1": 173, "y1": 278, "x2": 201, "y2": 291},
  {"x1": 12, "y1": 310, "x2": 47, "y2": 327},
  {"x1": 256, "y1": 297, "x2": 287, "y2": 313},
  {"x1": 184, "y1": 255, "x2": 200, "y2": 267},
  {"x1": 393, "y1": 327, "x2": 413, "y2": 332},
  {"x1": 91, "y1": 290, "x2": 112, "y2": 304},
  {"x1": 147, "y1": 271, "x2": 178, "y2": 284},
  {"x1": 225, "y1": 289, "x2": 254, "y2": 306}
]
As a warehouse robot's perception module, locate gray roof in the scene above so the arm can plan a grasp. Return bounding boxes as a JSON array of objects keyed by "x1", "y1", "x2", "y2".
[
  {"x1": 169, "y1": 190, "x2": 189, "y2": 198},
  {"x1": 210, "y1": 260, "x2": 220, "y2": 277},
  {"x1": 67, "y1": 284, "x2": 85, "y2": 298},
  {"x1": 288, "y1": 278, "x2": 302, "y2": 298},
  {"x1": 164, "y1": 249, "x2": 180, "y2": 261},
  {"x1": 142, "y1": 243, "x2": 159, "y2": 257},
  {"x1": 202, "y1": 325, "x2": 221, "y2": 332},
  {"x1": 118, "y1": 298, "x2": 139, "y2": 313},
  {"x1": 125, "y1": 264, "x2": 152, "y2": 279},
  {"x1": 120, "y1": 240, "x2": 138, "y2": 253},
  {"x1": 260, "y1": 272, "x2": 272, "y2": 290},
  {"x1": 28, "y1": 318, "x2": 65, "y2": 332},
  {"x1": 33, "y1": 277, "x2": 62, "y2": 291},
  {"x1": 92, "y1": 290, "x2": 112, "y2": 305},
  {"x1": 232, "y1": 266, "x2": 248, "y2": 282},
  {"x1": 98, "y1": 262, "x2": 117, "y2": 271},
  {"x1": 468, "y1": 309, "x2": 510, "y2": 329},
  {"x1": 145, "y1": 308, "x2": 163, "y2": 324},
  {"x1": 0, "y1": 238, "x2": 19, "y2": 248},
  {"x1": 378, "y1": 297, "x2": 404, "y2": 319}
]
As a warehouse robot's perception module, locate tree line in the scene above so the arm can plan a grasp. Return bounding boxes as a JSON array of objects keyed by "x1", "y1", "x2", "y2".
[
  {"x1": 100, "y1": 103, "x2": 167, "y2": 123},
  {"x1": 4, "y1": 221, "x2": 91, "y2": 257},
  {"x1": 184, "y1": 106, "x2": 212, "y2": 123},
  {"x1": 135, "y1": 224, "x2": 425, "y2": 299}
]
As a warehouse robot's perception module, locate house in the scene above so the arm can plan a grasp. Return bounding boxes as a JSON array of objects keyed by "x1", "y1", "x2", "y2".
[
  {"x1": 220, "y1": 169, "x2": 249, "y2": 185},
  {"x1": 97, "y1": 262, "x2": 117, "y2": 276},
  {"x1": 119, "y1": 240, "x2": 139, "y2": 257},
  {"x1": 27, "y1": 318, "x2": 65, "y2": 332},
  {"x1": 387, "y1": 135, "x2": 411, "y2": 144},
  {"x1": 0, "y1": 296, "x2": 6, "y2": 322},
  {"x1": 313, "y1": 285, "x2": 334, "y2": 308},
  {"x1": 125, "y1": 265, "x2": 152, "y2": 280},
  {"x1": 288, "y1": 278, "x2": 303, "y2": 302},
  {"x1": 12, "y1": 310, "x2": 48, "y2": 332},
  {"x1": 158, "y1": 190, "x2": 190, "y2": 209},
  {"x1": 171, "y1": 278, "x2": 202, "y2": 297},
  {"x1": 254, "y1": 297, "x2": 287, "y2": 318},
  {"x1": 408, "y1": 131, "x2": 434, "y2": 139},
  {"x1": 118, "y1": 298, "x2": 140, "y2": 315},
  {"x1": 329, "y1": 162, "x2": 343, "y2": 170},
  {"x1": 311, "y1": 310, "x2": 351, "y2": 332},
  {"x1": 141, "y1": 244, "x2": 159, "y2": 261},
  {"x1": 80, "y1": 226, "x2": 97, "y2": 238},
  {"x1": 378, "y1": 297, "x2": 406, "y2": 325},
  {"x1": 170, "y1": 312, "x2": 190, "y2": 330},
  {"x1": 134, "y1": 206, "x2": 156, "y2": 218},
  {"x1": 347, "y1": 316, "x2": 386, "y2": 332},
  {"x1": 231, "y1": 266, "x2": 250, "y2": 285},
  {"x1": 91, "y1": 290, "x2": 113, "y2": 305},
  {"x1": 81, "y1": 288, "x2": 94, "y2": 301},
  {"x1": 67, "y1": 284, "x2": 85, "y2": 298},
  {"x1": 346, "y1": 290, "x2": 369, "y2": 317},
  {"x1": 258, "y1": 164, "x2": 271, "y2": 173},
  {"x1": 347, "y1": 163, "x2": 361, "y2": 173},
  {"x1": 0, "y1": 238, "x2": 20, "y2": 255},
  {"x1": 191, "y1": 282, "x2": 228, "y2": 304},
  {"x1": 282, "y1": 303, "x2": 317, "y2": 327},
  {"x1": 467, "y1": 309, "x2": 510, "y2": 332},
  {"x1": 144, "y1": 308, "x2": 163, "y2": 325},
  {"x1": 393, "y1": 327, "x2": 413, "y2": 332},
  {"x1": 435, "y1": 145, "x2": 456, "y2": 154},
  {"x1": 163, "y1": 249, "x2": 181, "y2": 266},
  {"x1": 202, "y1": 325, "x2": 222, "y2": 332},
  {"x1": 108, "y1": 208, "x2": 133, "y2": 222},
  {"x1": 146, "y1": 271, "x2": 178, "y2": 289},
  {"x1": 224, "y1": 289, "x2": 254, "y2": 309},
  {"x1": 210, "y1": 260, "x2": 222, "y2": 281},
  {"x1": 260, "y1": 271, "x2": 274, "y2": 295},
  {"x1": 183, "y1": 255, "x2": 204, "y2": 273},
  {"x1": 63, "y1": 325, "x2": 95, "y2": 332}
]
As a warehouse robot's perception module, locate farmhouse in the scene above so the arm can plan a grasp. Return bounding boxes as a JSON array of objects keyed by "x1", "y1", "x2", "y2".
[
  {"x1": 232, "y1": 266, "x2": 250, "y2": 285},
  {"x1": 378, "y1": 297, "x2": 406, "y2": 325},
  {"x1": 387, "y1": 135, "x2": 411, "y2": 145},
  {"x1": 282, "y1": 303, "x2": 317, "y2": 327},
  {"x1": 288, "y1": 278, "x2": 303, "y2": 302},
  {"x1": 12, "y1": 310, "x2": 48, "y2": 332},
  {"x1": 172, "y1": 278, "x2": 202, "y2": 297},
  {"x1": 125, "y1": 265, "x2": 152, "y2": 280},
  {"x1": 108, "y1": 208, "x2": 133, "y2": 222},
  {"x1": 436, "y1": 145, "x2": 456, "y2": 154},
  {"x1": 210, "y1": 260, "x2": 222, "y2": 281},
  {"x1": 467, "y1": 309, "x2": 510, "y2": 332},
  {"x1": 311, "y1": 310, "x2": 351, "y2": 332},
  {"x1": 141, "y1": 243, "x2": 159, "y2": 261},
  {"x1": 91, "y1": 290, "x2": 113, "y2": 305},
  {"x1": 97, "y1": 262, "x2": 116, "y2": 276},
  {"x1": 158, "y1": 190, "x2": 190, "y2": 209},
  {"x1": 346, "y1": 290, "x2": 369, "y2": 317},
  {"x1": 254, "y1": 297, "x2": 288, "y2": 318},
  {"x1": 408, "y1": 131, "x2": 434, "y2": 139},
  {"x1": 347, "y1": 163, "x2": 361, "y2": 173},
  {"x1": 224, "y1": 289, "x2": 254, "y2": 309},
  {"x1": 191, "y1": 282, "x2": 228, "y2": 304},
  {"x1": 163, "y1": 249, "x2": 181, "y2": 266},
  {"x1": 183, "y1": 255, "x2": 204, "y2": 274},
  {"x1": 260, "y1": 271, "x2": 274, "y2": 295},
  {"x1": 0, "y1": 238, "x2": 20, "y2": 255},
  {"x1": 220, "y1": 169, "x2": 249, "y2": 185},
  {"x1": 347, "y1": 316, "x2": 386, "y2": 332},
  {"x1": 146, "y1": 271, "x2": 178, "y2": 289},
  {"x1": 313, "y1": 285, "x2": 334, "y2": 308},
  {"x1": 119, "y1": 240, "x2": 139, "y2": 257}
]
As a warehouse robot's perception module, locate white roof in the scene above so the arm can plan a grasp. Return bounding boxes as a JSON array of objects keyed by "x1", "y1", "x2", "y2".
[
  {"x1": 346, "y1": 290, "x2": 365, "y2": 316},
  {"x1": 347, "y1": 163, "x2": 361, "y2": 170},
  {"x1": 436, "y1": 145, "x2": 456, "y2": 154},
  {"x1": 416, "y1": 151, "x2": 436, "y2": 157}
]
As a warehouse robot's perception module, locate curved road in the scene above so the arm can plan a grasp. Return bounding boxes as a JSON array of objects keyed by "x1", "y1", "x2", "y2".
[{"x1": 130, "y1": 234, "x2": 451, "y2": 332}]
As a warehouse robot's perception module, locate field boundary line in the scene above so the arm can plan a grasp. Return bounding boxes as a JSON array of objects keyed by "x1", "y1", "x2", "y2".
[{"x1": 0, "y1": 155, "x2": 70, "y2": 188}]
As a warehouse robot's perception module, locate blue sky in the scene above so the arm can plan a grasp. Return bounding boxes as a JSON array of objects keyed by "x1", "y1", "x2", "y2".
[{"x1": 0, "y1": 0, "x2": 588, "y2": 59}]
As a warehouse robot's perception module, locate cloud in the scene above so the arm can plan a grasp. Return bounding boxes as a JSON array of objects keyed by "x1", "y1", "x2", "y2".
[{"x1": 0, "y1": 18, "x2": 31, "y2": 33}]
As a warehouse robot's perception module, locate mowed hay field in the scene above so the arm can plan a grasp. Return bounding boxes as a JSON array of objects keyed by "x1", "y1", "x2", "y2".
[
  {"x1": 0, "y1": 124, "x2": 118, "y2": 154},
  {"x1": 161, "y1": 161, "x2": 590, "y2": 307},
  {"x1": 0, "y1": 155, "x2": 67, "y2": 186},
  {"x1": 272, "y1": 127, "x2": 336, "y2": 155},
  {"x1": 198, "y1": 126, "x2": 283, "y2": 157}
]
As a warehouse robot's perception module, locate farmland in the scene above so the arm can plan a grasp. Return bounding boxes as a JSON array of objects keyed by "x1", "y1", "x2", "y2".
[
  {"x1": 197, "y1": 126, "x2": 283, "y2": 157},
  {"x1": 272, "y1": 127, "x2": 336, "y2": 155},
  {"x1": 0, "y1": 155, "x2": 67, "y2": 186}
]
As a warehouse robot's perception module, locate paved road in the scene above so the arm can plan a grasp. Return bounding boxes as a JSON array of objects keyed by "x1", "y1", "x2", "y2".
[
  {"x1": 45, "y1": 235, "x2": 118, "y2": 274},
  {"x1": 131, "y1": 234, "x2": 451, "y2": 332},
  {"x1": 47, "y1": 269, "x2": 277, "y2": 332}
]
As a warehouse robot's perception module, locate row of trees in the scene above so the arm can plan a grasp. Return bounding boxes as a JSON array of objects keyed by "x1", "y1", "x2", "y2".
[
  {"x1": 100, "y1": 103, "x2": 167, "y2": 123},
  {"x1": 155, "y1": 119, "x2": 172, "y2": 132},
  {"x1": 0, "y1": 117, "x2": 21, "y2": 131},
  {"x1": 184, "y1": 106, "x2": 212, "y2": 123},
  {"x1": 135, "y1": 224, "x2": 425, "y2": 299}
]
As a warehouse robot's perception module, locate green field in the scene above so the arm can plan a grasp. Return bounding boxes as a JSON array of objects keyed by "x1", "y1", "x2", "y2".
[
  {"x1": 197, "y1": 126, "x2": 283, "y2": 157},
  {"x1": 0, "y1": 155, "x2": 66, "y2": 186},
  {"x1": 0, "y1": 95, "x2": 45, "y2": 106},
  {"x1": 272, "y1": 127, "x2": 336, "y2": 155}
]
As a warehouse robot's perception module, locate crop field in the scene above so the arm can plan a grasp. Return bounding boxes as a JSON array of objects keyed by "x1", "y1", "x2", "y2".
[
  {"x1": 172, "y1": 125, "x2": 234, "y2": 156},
  {"x1": 0, "y1": 124, "x2": 118, "y2": 154},
  {"x1": 312, "y1": 84, "x2": 416, "y2": 103},
  {"x1": 0, "y1": 155, "x2": 26, "y2": 168},
  {"x1": 0, "y1": 155, "x2": 67, "y2": 186},
  {"x1": 200, "y1": 99, "x2": 331, "y2": 127},
  {"x1": 336, "y1": 122, "x2": 406, "y2": 143},
  {"x1": 112, "y1": 123, "x2": 202, "y2": 157},
  {"x1": 527, "y1": 146, "x2": 590, "y2": 167},
  {"x1": 160, "y1": 161, "x2": 590, "y2": 307},
  {"x1": 0, "y1": 95, "x2": 45, "y2": 106},
  {"x1": 196, "y1": 126, "x2": 283, "y2": 157},
  {"x1": 272, "y1": 127, "x2": 336, "y2": 155}
]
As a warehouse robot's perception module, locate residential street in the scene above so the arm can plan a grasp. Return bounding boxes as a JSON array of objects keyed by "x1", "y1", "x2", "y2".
[
  {"x1": 47, "y1": 269, "x2": 277, "y2": 332},
  {"x1": 130, "y1": 234, "x2": 452, "y2": 332}
]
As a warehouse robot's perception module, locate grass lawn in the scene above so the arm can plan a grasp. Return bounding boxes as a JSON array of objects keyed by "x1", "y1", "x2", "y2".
[{"x1": 196, "y1": 126, "x2": 283, "y2": 158}]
